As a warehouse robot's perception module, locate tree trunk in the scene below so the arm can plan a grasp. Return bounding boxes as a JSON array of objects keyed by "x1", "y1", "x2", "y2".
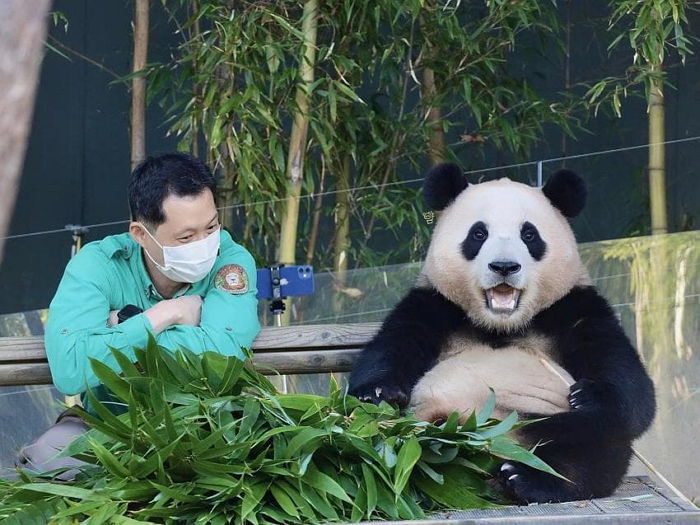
[
  {"x1": 0, "y1": 1, "x2": 51, "y2": 262},
  {"x1": 648, "y1": 72, "x2": 667, "y2": 235},
  {"x1": 130, "y1": 0, "x2": 150, "y2": 171},
  {"x1": 278, "y1": 0, "x2": 319, "y2": 267}
]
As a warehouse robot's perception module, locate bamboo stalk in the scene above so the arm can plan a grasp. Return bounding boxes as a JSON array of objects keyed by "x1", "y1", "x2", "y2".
[
  {"x1": 648, "y1": 72, "x2": 667, "y2": 235},
  {"x1": 305, "y1": 162, "x2": 326, "y2": 266},
  {"x1": 422, "y1": 66, "x2": 446, "y2": 165},
  {"x1": 130, "y1": 0, "x2": 150, "y2": 171},
  {"x1": 279, "y1": 0, "x2": 319, "y2": 269},
  {"x1": 190, "y1": 0, "x2": 201, "y2": 158},
  {"x1": 333, "y1": 156, "x2": 351, "y2": 312}
]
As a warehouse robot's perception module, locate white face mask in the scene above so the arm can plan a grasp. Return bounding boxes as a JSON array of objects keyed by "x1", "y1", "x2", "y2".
[{"x1": 141, "y1": 225, "x2": 221, "y2": 283}]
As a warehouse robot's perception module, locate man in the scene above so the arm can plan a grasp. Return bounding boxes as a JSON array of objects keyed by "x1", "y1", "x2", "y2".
[{"x1": 18, "y1": 152, "x2": 260, "y2": 476}]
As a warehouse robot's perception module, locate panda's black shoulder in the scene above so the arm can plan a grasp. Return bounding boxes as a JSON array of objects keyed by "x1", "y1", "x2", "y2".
[
  {"x1": 388, "y1": 286, "x2": 465, "y2": 329},
  {"x1": 534, "y1": 286, "x2": 616, "y2": 333}
]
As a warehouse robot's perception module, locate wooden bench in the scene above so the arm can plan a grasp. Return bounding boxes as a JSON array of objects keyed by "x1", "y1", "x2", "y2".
[
  {"x1": 1, "y1": 324, "x2": 699, "y2": 524},
  {"x1": 0, "y1": 323, "x2": 381, "y2": 386}
]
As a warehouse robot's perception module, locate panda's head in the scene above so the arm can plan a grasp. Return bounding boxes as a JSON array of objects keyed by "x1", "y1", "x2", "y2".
[{"x1": 421, "y1": 163, "x2": 590, "y2": 332}]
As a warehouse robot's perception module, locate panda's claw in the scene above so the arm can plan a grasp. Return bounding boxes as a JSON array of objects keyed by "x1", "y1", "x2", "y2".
[
  {"x1": 349, "y1": 383, "x2": 409, "y2": 407},
  {"x1": 500, "y1": 462, "x2": 516, "y2": 473},
  {"x1": 499, "y1": 461, "x2": 564, "y2": 504},
  {"x1": 567, "y1": 379, "x2": 605, "y2": 410}
]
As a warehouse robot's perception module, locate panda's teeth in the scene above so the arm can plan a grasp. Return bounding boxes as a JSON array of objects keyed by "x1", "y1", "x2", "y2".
[{"x1": 485, "y1": 286, "x2": 521, "y2": 313}]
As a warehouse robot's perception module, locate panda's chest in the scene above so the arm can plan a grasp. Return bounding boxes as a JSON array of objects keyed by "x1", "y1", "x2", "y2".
[{"x1": 439, "y1": 331, "x2": 560, "y2": 364}]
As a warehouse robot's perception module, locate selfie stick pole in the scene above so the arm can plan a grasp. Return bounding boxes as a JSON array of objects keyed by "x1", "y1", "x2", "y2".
[{"x1": 269, "y1": 264, "x2": 288, "y2": 393}]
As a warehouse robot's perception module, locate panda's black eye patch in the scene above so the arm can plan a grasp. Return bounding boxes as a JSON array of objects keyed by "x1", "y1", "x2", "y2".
[
  {"x1": 462, "y1": 221, "x2": 488, "y2": 260},
  {"x1": 521, "y1": 221, "x2": 546, "y2": 260}
]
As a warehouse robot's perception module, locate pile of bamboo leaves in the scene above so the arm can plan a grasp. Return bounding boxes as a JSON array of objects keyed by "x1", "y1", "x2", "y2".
[{"x1": 0, "y1": 338, "x2": 560, "y2": 524}]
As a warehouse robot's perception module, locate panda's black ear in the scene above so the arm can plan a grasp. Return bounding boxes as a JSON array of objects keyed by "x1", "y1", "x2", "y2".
[
  {"x1": 423, "y1": 163, "x2": 469, "y2": 211},
  {"x1": 542, "y1": 169, "x2": 587, "y2": 218}
]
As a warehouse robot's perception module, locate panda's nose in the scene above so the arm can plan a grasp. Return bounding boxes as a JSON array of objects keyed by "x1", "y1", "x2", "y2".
[{"x1": 489, "y1": 261, "x2": 521, "y2": 276}]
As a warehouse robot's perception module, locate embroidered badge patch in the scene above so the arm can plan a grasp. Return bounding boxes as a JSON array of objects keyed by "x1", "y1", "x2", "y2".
[{"x1": 215, "y1": 264, "x2": 249, "y2": 294}]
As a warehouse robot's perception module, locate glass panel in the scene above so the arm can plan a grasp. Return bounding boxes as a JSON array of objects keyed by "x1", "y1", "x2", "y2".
[{"x1": 1, "y1": 231, "x2": 698, "y2": 501}]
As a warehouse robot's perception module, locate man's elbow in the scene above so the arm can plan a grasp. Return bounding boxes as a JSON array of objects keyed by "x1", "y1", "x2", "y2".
[
  {"x1": 238, "y1": 319, "x2": 261, "y2": 350},
  {"x1": 200, "y1": 322, "x2": 259, "y2": 359},
  {"x1": 45, "y1": 340, "x2": 90, "y2": 396},
  {"x1": 49, "y1": 371, "x2": 88, "y2": 397}
]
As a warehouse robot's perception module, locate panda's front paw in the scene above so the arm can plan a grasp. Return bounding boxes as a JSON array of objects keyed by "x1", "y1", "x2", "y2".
[
  {"x1": 499, "y1": 462, "x2": 562, "y2": 504},
  {"x1": 350, "y1": 383, "x2": 409, "y2": 408},
  {"x1": 568, "y1": 379, "x2": 612, "y2": 411}
]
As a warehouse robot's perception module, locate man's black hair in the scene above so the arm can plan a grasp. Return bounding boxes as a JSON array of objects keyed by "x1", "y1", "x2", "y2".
[{"x1": 128, "y1": 153, "x2": 217, "y2": 225}]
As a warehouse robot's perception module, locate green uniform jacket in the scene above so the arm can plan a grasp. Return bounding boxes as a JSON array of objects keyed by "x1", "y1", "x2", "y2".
[{"x1": 45, "y1": 230, "x2": 261, "y2": 408}]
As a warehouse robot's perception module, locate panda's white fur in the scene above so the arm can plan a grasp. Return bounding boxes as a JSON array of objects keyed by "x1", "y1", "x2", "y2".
[
  {"x1": 411, "y1": 334, "x2": 574, "y2": 425},
  {"x1": 422, "y1": 178, "x2": 590, "y2": 332},
  {"x1": 412, "y1": 177, "x2": 589, "y2": 422}
]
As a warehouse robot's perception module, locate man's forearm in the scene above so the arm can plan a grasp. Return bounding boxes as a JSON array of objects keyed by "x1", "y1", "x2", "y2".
[{"x1": 143, "y1": 301, "x2": 180, "y2": 334}]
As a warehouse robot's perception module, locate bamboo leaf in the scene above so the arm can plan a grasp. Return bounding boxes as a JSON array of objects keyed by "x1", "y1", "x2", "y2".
[{"x1": 394, "y1": 436, "x2": 421, "y2": 494}]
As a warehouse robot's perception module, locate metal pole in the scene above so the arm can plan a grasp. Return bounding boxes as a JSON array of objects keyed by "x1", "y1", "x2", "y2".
[{"x1": 537, "y1": 161, "x2": 543, "y2": 187}]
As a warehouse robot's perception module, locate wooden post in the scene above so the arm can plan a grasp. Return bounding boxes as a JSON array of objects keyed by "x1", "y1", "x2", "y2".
[{"x1": 130, "y1": 0, "x2": 150, "y2": 171}]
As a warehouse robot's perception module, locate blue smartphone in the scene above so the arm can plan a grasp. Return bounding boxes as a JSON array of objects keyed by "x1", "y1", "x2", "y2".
[{"x1": 256, "y1": 265, "x2": 315, "y2": 299}]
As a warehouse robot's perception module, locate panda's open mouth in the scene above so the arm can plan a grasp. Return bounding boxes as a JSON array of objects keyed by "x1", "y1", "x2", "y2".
[{"x1": 485, "y1": 284, "x2": 521, "y2": 314}]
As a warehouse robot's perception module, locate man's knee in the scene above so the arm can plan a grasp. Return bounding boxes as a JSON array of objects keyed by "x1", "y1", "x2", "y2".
[{"x1": 17, "y1": 413, "x2": 89, "y2": 481}]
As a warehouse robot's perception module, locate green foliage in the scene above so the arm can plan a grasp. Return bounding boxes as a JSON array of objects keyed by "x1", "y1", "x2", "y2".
[
  {"x1": 0, "y1": 338, "x2": 557, "y2": 524},
  {"x1": 586, "y1": 0, "x2": 693, "y2": 115},
  {"x1": 147, "y1": 0, "x2": 581, "y2": 269}
]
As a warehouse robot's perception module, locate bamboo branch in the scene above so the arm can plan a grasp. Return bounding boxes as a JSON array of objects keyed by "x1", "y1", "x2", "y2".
[{"x1": 47, "y1": 35, "x2": 122, "y2": 80}]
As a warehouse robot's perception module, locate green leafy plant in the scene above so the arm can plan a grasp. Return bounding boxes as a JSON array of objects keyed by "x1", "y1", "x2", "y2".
[
  {"x1": 0, "y1": 338, "x2": 560, "y2": 524},
  {"x1": 147, "y1": 0, "x2": 582, "y2": 271}
]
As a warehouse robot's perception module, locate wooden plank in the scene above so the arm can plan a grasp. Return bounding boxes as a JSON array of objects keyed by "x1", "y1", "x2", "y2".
[
  {"x1": 252, "y1": 322, "x2": 379, "y2": 351},
  {"x1": 0, "y1": 362, "x2": 52, "y2": 386},
  {"x1": 0, "y1": 323, "x2": 380, "y2": 363},
  {"x1": 352, "y1": 477, "x2": 700, "y2": 524},
  {"x1": 254, "y1": 348, "x2": 360, "y2": 375},
  {"x1": 0, "y1": 348, "x2": 362, "y2": 386}
]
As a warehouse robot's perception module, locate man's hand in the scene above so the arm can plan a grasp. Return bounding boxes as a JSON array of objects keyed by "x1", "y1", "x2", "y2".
[
  {"x1": 171, "y1": 295, "x2": 203, "y2": 326},
  {"x1": 107, "y1": 310, "x2": 120, "y2": 328},
  {"x1": 143, "y1": 295, "x2": 203, "y2": 334}
]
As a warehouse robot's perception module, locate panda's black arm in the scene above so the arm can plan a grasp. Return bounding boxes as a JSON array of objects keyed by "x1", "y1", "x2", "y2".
[
  {"x1": 532, "y1": 286, "x2": 656, "y2": 441},
  {"x1": 348, "y1": 286, "x2": 465, "y2": 407}
]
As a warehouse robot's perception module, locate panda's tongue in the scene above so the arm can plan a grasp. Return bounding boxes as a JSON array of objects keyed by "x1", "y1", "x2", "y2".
[{"x1": 486, "y1": 284, "x2": 520, "y2": 312}]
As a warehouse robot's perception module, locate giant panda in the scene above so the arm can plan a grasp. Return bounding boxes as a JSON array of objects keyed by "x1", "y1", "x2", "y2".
[{"x1": 348, "y1": 163, "x2": 656, "y2": 504}]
